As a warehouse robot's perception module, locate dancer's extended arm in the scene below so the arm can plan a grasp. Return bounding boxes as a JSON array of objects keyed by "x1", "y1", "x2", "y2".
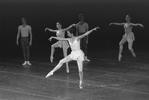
[
  {"x1": 77, "y1": 27, "x2": 99, "y2": 40},
  {"x1": 131, "y1": 23, "x2": 144, "y2": 27},
  {"x1": 48, "y1": 36, "x2": 68, "y2": 41},
  {"x1": 45, "y1": 28, "x2": 57, "y2": 33},
  {"x1": 109, "y1": 22, "x2": 125, "y2": 26},
  {"x1": 63, "y1": 24, "x2": 75, "y2": 31}
]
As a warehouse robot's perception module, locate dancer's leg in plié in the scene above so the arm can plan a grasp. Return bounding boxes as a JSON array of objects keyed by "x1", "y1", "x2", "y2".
[
  {"x1": 128, "y1": 41, "x2": 136, "y2": 57},
  {"x1": 119, "y1": 37, "x2": 127, "y2": 61},
  {"x1": 63, "y1": 47, "x2": 69, "y2": 73},
  {"x1": 46, "y1": 55, "x2": 72, "y2": 78},
  {"x1": 50, "y1": 42, "x2": 59, "y2": 63},
  {"x1": 77, "y1": 60, "x2": 83, "y2": 89}
]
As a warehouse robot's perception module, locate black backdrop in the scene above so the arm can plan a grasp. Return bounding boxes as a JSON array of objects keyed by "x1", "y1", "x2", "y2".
[{"x1": 0, "y1": 0, "x2": 149, "y2": 57}]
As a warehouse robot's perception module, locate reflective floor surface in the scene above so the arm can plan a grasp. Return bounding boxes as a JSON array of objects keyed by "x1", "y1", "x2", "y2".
[{"x1": 0, "y1": 50, "x2": 149, "y2": 100}]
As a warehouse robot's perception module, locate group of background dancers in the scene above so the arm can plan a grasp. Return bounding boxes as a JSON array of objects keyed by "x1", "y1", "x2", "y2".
[{"x1": 16, "y1": 14, "x2": 143, "y2": 89}]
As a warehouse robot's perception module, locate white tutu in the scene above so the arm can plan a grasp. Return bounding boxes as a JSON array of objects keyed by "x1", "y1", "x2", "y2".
[
  {"x1": 123, "y1": 32, "x2": 135, "y2": 42},
  {"x1": 70, "y1": 50, "x2": 84, "y2": 61},
  {"x1": 57, "y1": 40, "x2": 69, "y2": 49}
]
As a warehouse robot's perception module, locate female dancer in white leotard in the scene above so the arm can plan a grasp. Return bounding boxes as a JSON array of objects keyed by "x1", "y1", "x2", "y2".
[
  {"x1": 45, "y1": 26, "x2": 99, "y2": 89},
  {"x1": 109, "y1": 15, "x2": 143, "y2": 61},
  {"x1": 45, "y1": 22, "x2": 75, "y2": 73}
]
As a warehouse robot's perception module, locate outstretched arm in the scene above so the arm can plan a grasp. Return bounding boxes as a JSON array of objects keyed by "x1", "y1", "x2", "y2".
[
  {"x1": 48, "y1": 36, "x2": 69, "y2": 41},
  {"x1": 109, "y1": 22, "x2": 125, "y2": 26},
  {"x1": 63, "y1": 24, "x2": 75, "y2": 31},
  {"x1": 131, "y1": 23, "x2": 144, "y2": 27},
  {"x1": 45, "y1": 28, "x2": 57, "y2": 33},
  {"x1": 77, "y1": 27, "x2": 99, "y2": 40}
]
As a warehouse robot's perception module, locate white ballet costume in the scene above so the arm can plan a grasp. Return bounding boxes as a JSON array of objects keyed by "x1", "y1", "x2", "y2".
[
  {"x1": 123, "y1": 23, "x2": 135, "y2": 42},
  {"x1": 68, "y1": 38, "x2": 84, "y2": 61}
]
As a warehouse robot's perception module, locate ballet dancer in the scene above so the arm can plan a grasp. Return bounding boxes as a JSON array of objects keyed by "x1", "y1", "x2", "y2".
[
  {"x1": 16, "y1": 18, "x2": 32, "y2": 65},
  {"x1": 45, "y1": 22, "x2": 75, "y2": 73},
  {"x1": 109, "y1": 15, "x2": 143, "y2": 61},
  {"x1": 45, "y1": 26, "x2": 99, "y2": 89},
  {"x1": 76, "y1": 14, "x2": 90, "y2": 61}
]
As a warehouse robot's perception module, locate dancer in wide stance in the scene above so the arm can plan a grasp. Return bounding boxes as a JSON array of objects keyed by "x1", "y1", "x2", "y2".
[
  {"x1": 16, "y1": 18, "x2": 32, "y2": 65},
  {"x1": 109, "y1": 15, "x2": 143, "y2": 61},
  {"x1": 45, "y1": 26, "x2": 99, "y2": 89},
  {"x1": 45, "y1": 22, "x2": 75, "y2": 73}
]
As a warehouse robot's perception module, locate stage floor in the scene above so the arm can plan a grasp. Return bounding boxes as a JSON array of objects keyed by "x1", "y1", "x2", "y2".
[{"x1": 0, "y1": 50, "x2": 149, "y2": 100}]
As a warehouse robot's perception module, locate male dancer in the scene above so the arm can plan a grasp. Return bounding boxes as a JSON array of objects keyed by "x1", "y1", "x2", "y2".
[{"x1": 16, "y1": 18, "x2": 32, "y2": 65}]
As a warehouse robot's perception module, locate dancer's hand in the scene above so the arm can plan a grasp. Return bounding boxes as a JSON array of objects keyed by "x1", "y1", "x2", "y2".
[
  {"x1": 73, "y1": 24, "x2": 76, "y2": 27},
  {"x1": 109, "y1": 23, "x2": 113, "y2": 26},
  {"x1": 48, "y1": 36, "x2": 53, "y2": 41},
  {"x1": 29, "y1": 41, "x2": 32, "y2": 46},
  {"x1": 94, "y1": 27, "x2": 99, "y2": 31},
  {"x1": 140, "y1": 24, "x2": 144, "y2": 28},
  {"x1": 45, "y1": 28, "x2": 48, "y2": 32}
]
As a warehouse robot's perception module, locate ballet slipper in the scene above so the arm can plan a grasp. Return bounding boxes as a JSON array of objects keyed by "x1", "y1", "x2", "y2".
[
  {"x1": 132, "y1": 53, "x2": 136, "y2": 57},
  {"x1": 66, "y1": 66, "x2": 69, "y2": 73},
  {"x1": 79, "y1": 81, "x2": 83, "y2": 89},
  {"x1": 22, "y1": 61, "x2": 27, "y2": 65},
  {"x1": 45, "y1": 71, "x2": 53, "y2": 78}
]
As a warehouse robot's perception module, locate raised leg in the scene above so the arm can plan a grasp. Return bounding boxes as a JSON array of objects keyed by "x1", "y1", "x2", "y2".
[{"x1": 46, "y1": 55, "x2": 72, "y2": 78}]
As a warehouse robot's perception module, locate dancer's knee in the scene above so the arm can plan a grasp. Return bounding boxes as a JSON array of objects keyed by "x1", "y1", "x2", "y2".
[
  {"x1": 79, "y1": 71, "x2": 83, "y2": 75},
  {"x1": 78, "y1": 67, "x2": 83, "y2": 73},
  {"x1": 59, "y1": 59, "x2": 65, "y2": 65},
  {"x1": 119, "y1": 41, "x2": 123, "y2": 46},
  {"x1": 119, "y1": 44, "x2": 123, "y2": 49},
  {"x1": 128, "y1": 47, "x2": 133, "y2": 51},
  {"x1": 51, "y1": 45, "x2": 55, "y2": 49}
]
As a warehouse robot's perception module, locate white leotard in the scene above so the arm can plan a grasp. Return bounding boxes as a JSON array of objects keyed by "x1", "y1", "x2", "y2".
[
  {"x1": 123, "y1": 23, "x2": 135, "y2": 42},
  {"x1": 68, "y1": 38, "x2": 84, "y2": 61},
  {"x1": 56, "y1": 30, "x2": 69, "y2": 49}
]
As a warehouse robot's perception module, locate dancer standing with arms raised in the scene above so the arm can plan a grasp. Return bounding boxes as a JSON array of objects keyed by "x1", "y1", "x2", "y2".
[
  {"x1": 45, "y1": 26, "x2": 99, "y2": 89},
  {"x1": 109, "y1": 15, "x2": 143, "y2": 61},
  {"x1": 45, "y1": 22, "x2": 75, "y2": 73},
  {"x1": 76, "y1": 14, "x2": 90, "y2": 61},
  {"x1": 16, "y1": 18, "x2": 32, "y2": 65}
]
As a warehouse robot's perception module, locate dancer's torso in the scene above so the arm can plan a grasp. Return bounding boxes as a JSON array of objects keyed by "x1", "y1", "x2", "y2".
[
  {"x1": 69, "y1": 38, "x2": 80, "y2": 51},
  {"x1": 124, "y1": 23, "x2": 133, "y2": 35},
  {"x1": 76, "y1": 22, "x2": 88, "y2": 34},
  {"x1": 56, "y1": 30, "x2": 65, "y2": 38},
  {"x1": 19, "y1": 25, "x2": 31, "y2": 37}
]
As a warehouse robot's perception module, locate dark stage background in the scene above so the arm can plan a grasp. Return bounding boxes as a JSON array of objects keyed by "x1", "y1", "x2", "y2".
[{"x1": 0, "y1": 0, "x2": 149, "y2": 58}]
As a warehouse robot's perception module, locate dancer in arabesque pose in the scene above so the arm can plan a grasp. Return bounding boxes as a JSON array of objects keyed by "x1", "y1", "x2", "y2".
[{"x1": 45, "y1": 26, "x2": 99, "y2": 89}]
